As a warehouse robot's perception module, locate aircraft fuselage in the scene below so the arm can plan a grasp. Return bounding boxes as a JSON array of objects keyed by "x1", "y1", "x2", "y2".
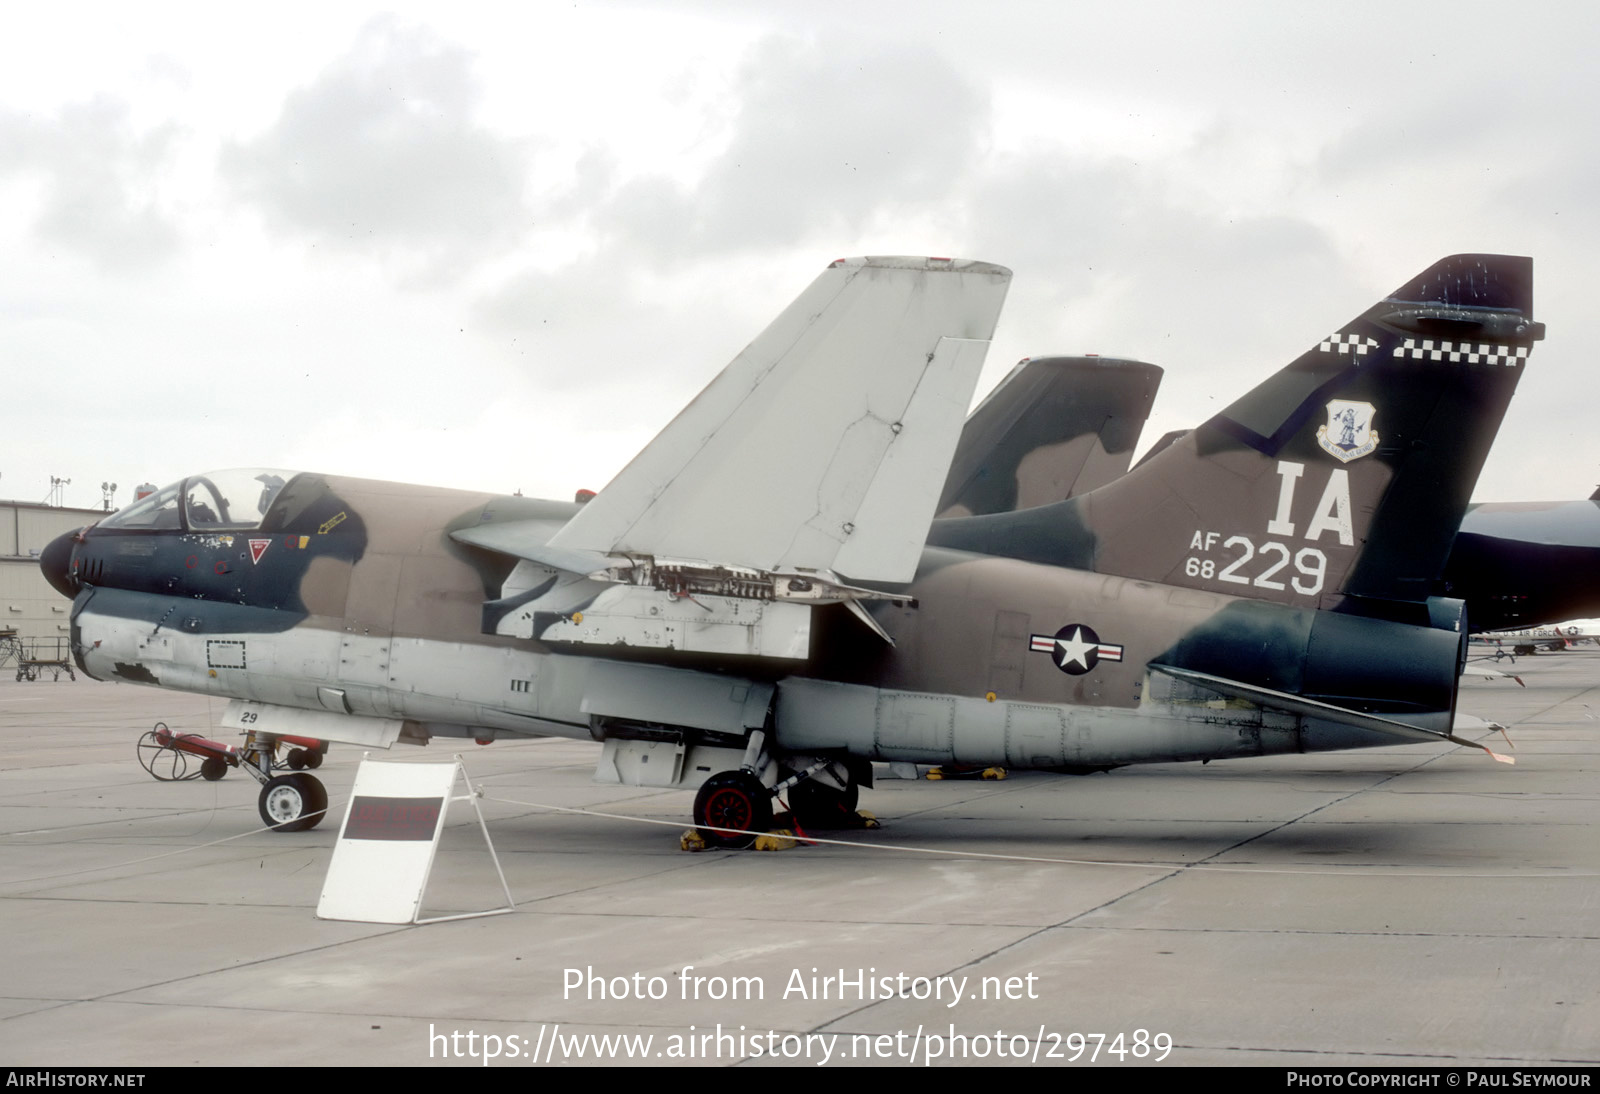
[{"x1": 52, "y1": 471, "x2": 1460, "y2": 773}]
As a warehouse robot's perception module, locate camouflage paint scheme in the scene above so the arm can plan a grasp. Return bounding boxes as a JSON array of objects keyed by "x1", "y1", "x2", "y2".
[
  {"x1": 961, "y1": 363, "x2": 1590, "y2": 636},
  {"x1": 1444, "y1": 498, "x2": 1600, "y2": 630},
  {"x1": 935, "y1": 356, "x2": 1162, "y2": 518},
  {"x1": 40, "y1": 254, "x2": 1543, "y2": 838}
]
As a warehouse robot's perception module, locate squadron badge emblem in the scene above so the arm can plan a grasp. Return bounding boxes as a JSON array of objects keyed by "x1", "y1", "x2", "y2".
[{"x1": 1316, "y1": 399, "x2": 1379, "y2": 463}]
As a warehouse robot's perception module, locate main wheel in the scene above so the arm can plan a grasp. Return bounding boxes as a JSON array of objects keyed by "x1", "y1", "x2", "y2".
[
  {"x1": 693, "y1": 772, "x2": 772, "y2": 849},
  {"x1": 258, "y1": 773, "x2": 329, "y2": 833},
  {"x1": 787, "y1": 776, "x2": 859, "y2": 829}
]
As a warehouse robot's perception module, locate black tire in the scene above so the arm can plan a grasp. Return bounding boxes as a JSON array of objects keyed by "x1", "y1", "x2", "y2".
[
  {"x1": 200, "y1": 756, "x2": 228, "y2": 781},
  {"x1": 788, "y1": 776, "x2": 859, "y2": 829},
  {"x1": 286, "y1": 748, "x2": 308, "y2": 770},
  {"x1": 693, "y1": 772, "x2": 772, "y2": 849},
  {"x1": 258, "y1": 773, "x2": 328, "y2": 833},
  {"x1": 303, "y1": 749, "x2": 323, "y2": 770}
]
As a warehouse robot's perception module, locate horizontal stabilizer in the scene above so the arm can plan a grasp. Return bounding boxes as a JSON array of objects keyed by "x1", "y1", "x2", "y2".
[
  {"x1": 549, "y1": 257, "x2": 1012, "y2": 582},
  {"x1": 1150, "y1": 664, "x2": 1514, "y2": 763}
]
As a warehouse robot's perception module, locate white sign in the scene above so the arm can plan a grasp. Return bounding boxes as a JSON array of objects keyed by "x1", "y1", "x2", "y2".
[{"x1": 317, "y1": 758, "x2": 512, "y2": 924}]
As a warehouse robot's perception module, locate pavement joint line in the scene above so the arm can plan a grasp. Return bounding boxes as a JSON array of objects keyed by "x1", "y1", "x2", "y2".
[
  {"x1": 0, "y1": 809, "x2": 338, "y2": 886},
  {"x1": 5, "y1": 783, "x2": 1596, "y2": 890},
  {"x1": 8, "y1": 996, "x2": 785, "y2": 1037},
  {"x1": 805, "y1": 716, "x2": 1600, "y2": 1041},
  {"x1": 47, "y1": 926, "x2": 418, "y2": 1010},
  {"x1": 1168, "y1": 723, "x2": 1536, "y2": 870},
  {"x1": 1055, "y1": 925, "x2": 1600, "y2": 940},
  {"x1": 478, "y1": 792, "x2": 1600, "y2": 877}
]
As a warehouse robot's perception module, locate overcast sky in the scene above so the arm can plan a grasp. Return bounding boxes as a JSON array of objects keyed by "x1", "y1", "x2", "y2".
[{"x1": 3, "y1": 1, "x2": 1596, "y2": 514}]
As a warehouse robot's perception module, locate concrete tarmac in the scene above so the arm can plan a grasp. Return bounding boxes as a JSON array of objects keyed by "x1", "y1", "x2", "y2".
[{"x1": 1, "y1": 652, "x2": 1597, "y2": 1067}]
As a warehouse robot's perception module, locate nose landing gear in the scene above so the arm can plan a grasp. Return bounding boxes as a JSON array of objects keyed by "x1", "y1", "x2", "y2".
[
  {"x1": 133, "y1": 724, "x2": 330, "y2": 831},
  {"x1": 258, "y1": 772, "x2": 330, "y2": 832}
]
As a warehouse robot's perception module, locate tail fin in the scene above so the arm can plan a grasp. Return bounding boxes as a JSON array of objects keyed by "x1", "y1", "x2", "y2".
[
  {"x1": 935, "y1": 356, "x2": 1162, "y2": 518},
  {"x1": 930, "y1": 254, "x2": 1543, "y2": 611}
]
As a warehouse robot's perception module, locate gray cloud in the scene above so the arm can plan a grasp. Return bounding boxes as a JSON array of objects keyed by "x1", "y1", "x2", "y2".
[
  {"x1": 222, "y1": 18, "x2": 532, "y2": 274},
  {"x1": 596, "y1": 33, "x2": 990, "y2": 259},
  {"x1": 0, "y1": 96, "x2": 181, "y2": 271},
  {"x1": 972, "y1": 151, "x2": 1350, "y2": 320},
  {"x1": 474, "y1": 31, "x2": 993, "y2": 374}
]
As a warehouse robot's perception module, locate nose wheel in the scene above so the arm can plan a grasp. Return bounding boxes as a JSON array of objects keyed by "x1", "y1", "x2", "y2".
[{"x1": 258, "y1": 773, "x2": 329, "y2": 832}]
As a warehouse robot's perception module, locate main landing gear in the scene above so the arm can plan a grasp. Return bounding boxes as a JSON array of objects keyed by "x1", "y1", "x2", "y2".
[
  {"x1": 692, "y1": 771, "x2": 772, "y2": 849},
  {"x1": 134, "y1": 724, "x2": 330, "y2": 832},
  {"x1": 688, "y1": 736, "x2": 872, "y2": 849}
]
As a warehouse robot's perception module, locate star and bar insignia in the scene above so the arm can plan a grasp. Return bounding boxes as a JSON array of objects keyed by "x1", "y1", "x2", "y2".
[{"x1": 1029, "y1": 624, "x2": 1124, "y2": 675}]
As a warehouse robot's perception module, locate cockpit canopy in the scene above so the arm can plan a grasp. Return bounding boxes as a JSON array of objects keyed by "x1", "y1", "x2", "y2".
[{"x1": 99, "y1": 469, "x2": 300, "y2": 532}]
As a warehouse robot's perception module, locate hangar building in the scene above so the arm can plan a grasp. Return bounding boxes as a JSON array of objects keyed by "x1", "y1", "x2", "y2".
[{"x1": 1, "y1": 500, "x2": 107, "y2": 645}]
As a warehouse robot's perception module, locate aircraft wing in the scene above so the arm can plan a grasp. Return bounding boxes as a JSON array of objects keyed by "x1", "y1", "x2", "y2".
[
  {"x1": 547, "y1": 256, "x2": 1011, "y2": 582},
  {"x1": 1150, "y1": 664, "x2": 1514, "y2": 764}
]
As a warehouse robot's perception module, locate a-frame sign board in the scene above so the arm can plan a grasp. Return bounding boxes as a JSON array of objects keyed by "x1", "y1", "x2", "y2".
[{"x1": 317, "y1": 757, "x2": 513, "y2": 924}]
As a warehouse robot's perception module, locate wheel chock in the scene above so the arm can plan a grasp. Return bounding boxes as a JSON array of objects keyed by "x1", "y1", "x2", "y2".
[
  {"x1": 927, "y1": 765, "x2": 1008, "y2": 781},
  {"x1": 680, "y1": 829, "x2": 708, "y2": 852},
  {"x1": 754, "y1": 829, "x2": 799, "y2": 852}
]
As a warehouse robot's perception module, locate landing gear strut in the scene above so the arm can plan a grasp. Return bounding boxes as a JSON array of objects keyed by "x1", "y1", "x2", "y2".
[
  {"x1": 787, "y1": 776, "x2": 859, "y2": 829},
  {"x1": 690, "y1": 749, "x2": 872, "y2": 848},
  {"x1": 241, "y1": 732, "x2": 328, "y2": 832}
]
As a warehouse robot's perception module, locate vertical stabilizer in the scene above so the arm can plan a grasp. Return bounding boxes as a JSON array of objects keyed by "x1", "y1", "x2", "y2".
[{"x1": 930, "y1": 255, "x2": 1543, "y2": 612}]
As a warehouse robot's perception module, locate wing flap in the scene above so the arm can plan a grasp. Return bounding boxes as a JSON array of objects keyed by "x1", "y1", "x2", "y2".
[{"x1": 548, "y1": 257, "x2": 1011, "y2": 582}]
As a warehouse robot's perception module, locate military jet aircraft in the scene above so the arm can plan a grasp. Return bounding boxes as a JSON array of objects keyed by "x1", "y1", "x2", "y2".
[
  {"x1": 1472, "y1": 618, "x2": 1600, "y2": 656},
  {"x1": 41, "y1": 253, "x2": 1543, "y2": 846},
  {"x1": 1445, "y1": 499, "x2": 1600, "y2": 631}
]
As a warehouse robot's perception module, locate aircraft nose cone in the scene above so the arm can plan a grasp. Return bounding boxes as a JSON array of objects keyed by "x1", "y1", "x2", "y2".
[{"x1": 39, "y1": 529, "x2": 80, "y2": 599}]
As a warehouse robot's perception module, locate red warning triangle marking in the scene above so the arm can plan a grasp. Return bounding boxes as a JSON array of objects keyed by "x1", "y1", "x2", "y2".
[{"x1": 248, "y1": 539, "x2": 271, "y2": 564}]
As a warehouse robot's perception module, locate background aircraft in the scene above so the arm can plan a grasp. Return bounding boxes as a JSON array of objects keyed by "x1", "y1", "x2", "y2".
[
  {"x1": 1444, "y1": 500, "x2": 1600, "y2": 630},
  {"x1": 42, "y1": 254, "x2": 1542, "y2": 845},
  {"x1": 1472, "y1": 618, "x2": 1600, "y2": 656}
]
